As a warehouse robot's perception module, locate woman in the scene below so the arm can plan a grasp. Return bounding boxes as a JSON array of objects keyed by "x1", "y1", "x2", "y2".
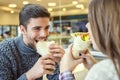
[{"x1": 59, "y1": 0, "x2": 120, "y2": 80}]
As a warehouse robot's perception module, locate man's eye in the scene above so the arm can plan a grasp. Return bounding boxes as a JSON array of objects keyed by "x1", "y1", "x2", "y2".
[
  {"x1": 34, "y1": 27, "x2": 41, "y2": 30},
  {"x1": 45, "y1": 27, "x2": 49, "y2": 30},
  {"x1": 45, "y1": 26, "x2": 49, "y2": 30}
]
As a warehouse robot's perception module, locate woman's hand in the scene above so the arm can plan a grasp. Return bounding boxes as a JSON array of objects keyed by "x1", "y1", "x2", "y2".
[
  {"x1": 82, "y1": 50, "x2": 97, "y2": 70},
  {"x1": 60, "y1": 44, "x2": 83, "y2": 73}
]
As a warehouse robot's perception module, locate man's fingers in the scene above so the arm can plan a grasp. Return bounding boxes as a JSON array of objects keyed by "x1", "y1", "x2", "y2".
[
  {"x1": 44, "y1": 69, "x2": 54, "y2": 75},
  {"x1": 40, "y1": 54, "x2": 54, "y2": 61},
  {"x1": 49, "y1": 49, "x2": 64, "y2": 53},
  {"x1": 53, "y1": 53, "x2": 63, "y2": 57},
  {"x1": 44, "y1": 59, "x2": 55, "y2": 65},
  {"x1": 44, "y1": 64, "x2": 55, "y2": 71}
]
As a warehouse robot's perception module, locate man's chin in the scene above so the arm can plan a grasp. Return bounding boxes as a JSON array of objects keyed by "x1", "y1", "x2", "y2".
[{"x1": 27, "y1": 43, "x2": 36, "y2": 50}]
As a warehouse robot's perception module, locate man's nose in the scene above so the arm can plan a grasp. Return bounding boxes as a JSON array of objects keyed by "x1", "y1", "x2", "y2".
[{"x1": 39, "y1": 29, "x2": 47, "y2": 37}]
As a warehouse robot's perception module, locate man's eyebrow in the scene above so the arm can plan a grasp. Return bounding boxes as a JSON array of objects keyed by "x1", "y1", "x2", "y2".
[
  {"x1": 46, "y1": 25, "x2": 50, "y2": 28},
  {"x1": 32, "y1": 26, "x2": 41, "y2": 30},
  {"x1": 33, "y1": 26, "x2": 41, "y2": 28},
  {"x1": 32, "y1": 25, "x2": 50, "y2": 29}
]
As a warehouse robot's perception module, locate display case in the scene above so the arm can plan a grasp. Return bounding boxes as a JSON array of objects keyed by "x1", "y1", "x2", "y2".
[{"x1": 0, "y1": 25, "x2": 18, "y2": 41}]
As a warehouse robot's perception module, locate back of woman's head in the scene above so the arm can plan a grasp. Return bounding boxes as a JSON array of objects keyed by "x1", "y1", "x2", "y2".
[{"x1": 88, "y1": 0, "x2": 120, "y2": 77}]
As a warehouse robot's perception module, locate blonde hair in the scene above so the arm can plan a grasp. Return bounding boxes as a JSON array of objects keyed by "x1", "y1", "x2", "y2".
[{"x1": 89, "y1": 0, "x2": 120, "y2": 78}]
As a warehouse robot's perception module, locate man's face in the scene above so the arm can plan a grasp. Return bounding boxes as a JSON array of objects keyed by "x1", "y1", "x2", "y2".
[{"x1": 20, "y1": 17, "x2": 50, "y2": 49}]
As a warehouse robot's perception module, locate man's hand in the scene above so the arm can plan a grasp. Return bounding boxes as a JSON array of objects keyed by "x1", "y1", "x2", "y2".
[
  {"x1": 26, "y1": 54, "x2": 55, "y2": 80},
  {"x1": 49, "y1": 43, "x2": 65, "y2": 64}
]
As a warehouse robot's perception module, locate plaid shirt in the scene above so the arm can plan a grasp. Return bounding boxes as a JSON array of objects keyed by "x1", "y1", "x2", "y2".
[{"x1": 59, "y1": 70, "x2": 75, "y2": 80}]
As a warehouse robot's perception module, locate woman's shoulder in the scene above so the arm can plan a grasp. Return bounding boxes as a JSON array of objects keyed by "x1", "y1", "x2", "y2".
[
  {"x1": 85, "y1": 59, "x2": 118, "y2": 80},
  {"x1": 94, "y1": 59, "x2": 113, "y2": 68}
]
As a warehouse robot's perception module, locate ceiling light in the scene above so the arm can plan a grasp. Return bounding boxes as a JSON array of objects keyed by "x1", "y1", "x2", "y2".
[
  {"x1": 48, "y1": 3, "x2": 56, "y2": 7},
  {"x1": 72, "y1": 1, "x2": 78, "y2": 5},
  {"x1": 76, "y1": 4, "x2": 84, "y2": 9},
  {"x1": 48, "y1": 8, "x2": 53, "y2": 12},
  {"x1": 10, "y1": 10, "x2": 14, "y2": 13},
  {"x1": 8, "y1": 4, "x2": 17, "y2": 8},
  {"x1": 78, "y1": 0, "x2": 85, "y2": 2},
  {"x1": 23, "y1": 1, "x2": 29, "y2": 5},
  {"x1": 62, "y1": 8, "x2": 66, "y2": 11},
  {"x1": 36, "y1": 0, "x2": 41, "y2": 1}
]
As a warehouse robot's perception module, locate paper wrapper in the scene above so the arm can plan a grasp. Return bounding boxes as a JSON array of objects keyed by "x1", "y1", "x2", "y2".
[
  {"x1": 36, "y1": 41, "x2": 55, "y2": 73},
  {"x1": 71, "y1": 32, "x2": 90, "y2": 59},
  {"x1": 36, "y1": 41, "x2": 55, "y2": 56}
]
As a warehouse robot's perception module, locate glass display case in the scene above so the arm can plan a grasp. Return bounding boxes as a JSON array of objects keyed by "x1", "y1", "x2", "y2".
[
  {"x1": 0, "y1": 25, "x2": 18, "y2": 41},
  {"x1": 49, "y1": 15, "x2": 88, "y2": 49}
]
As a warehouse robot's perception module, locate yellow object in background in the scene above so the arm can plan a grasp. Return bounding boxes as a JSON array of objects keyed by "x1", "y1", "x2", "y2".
[{"x1": 71, "y1": 32, "x2": 89, "y2": 41}]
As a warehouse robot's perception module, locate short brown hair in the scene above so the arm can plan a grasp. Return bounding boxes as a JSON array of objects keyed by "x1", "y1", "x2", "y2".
[{"x1": 19, "y1": 4, "x2": 50, "y2": 29}]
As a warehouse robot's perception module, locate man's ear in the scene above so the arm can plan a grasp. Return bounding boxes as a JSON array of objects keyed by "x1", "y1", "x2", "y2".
[{"x1": 19, "y1": 25, "x2": 26, "y2": 34}]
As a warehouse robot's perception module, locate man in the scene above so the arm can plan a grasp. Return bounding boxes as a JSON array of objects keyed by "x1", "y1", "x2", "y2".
[
  {"x1": 0, "y1": 4, "x2": 64, "y2": 80},
  {"x1": 3, "y1": 31, "x2": 11, "y2": 39}
]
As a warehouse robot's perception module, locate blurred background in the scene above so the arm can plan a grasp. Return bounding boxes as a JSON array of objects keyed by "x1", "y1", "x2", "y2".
[{"x1": 0, "y1": 0, "x2": 89, "y2": 47}]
